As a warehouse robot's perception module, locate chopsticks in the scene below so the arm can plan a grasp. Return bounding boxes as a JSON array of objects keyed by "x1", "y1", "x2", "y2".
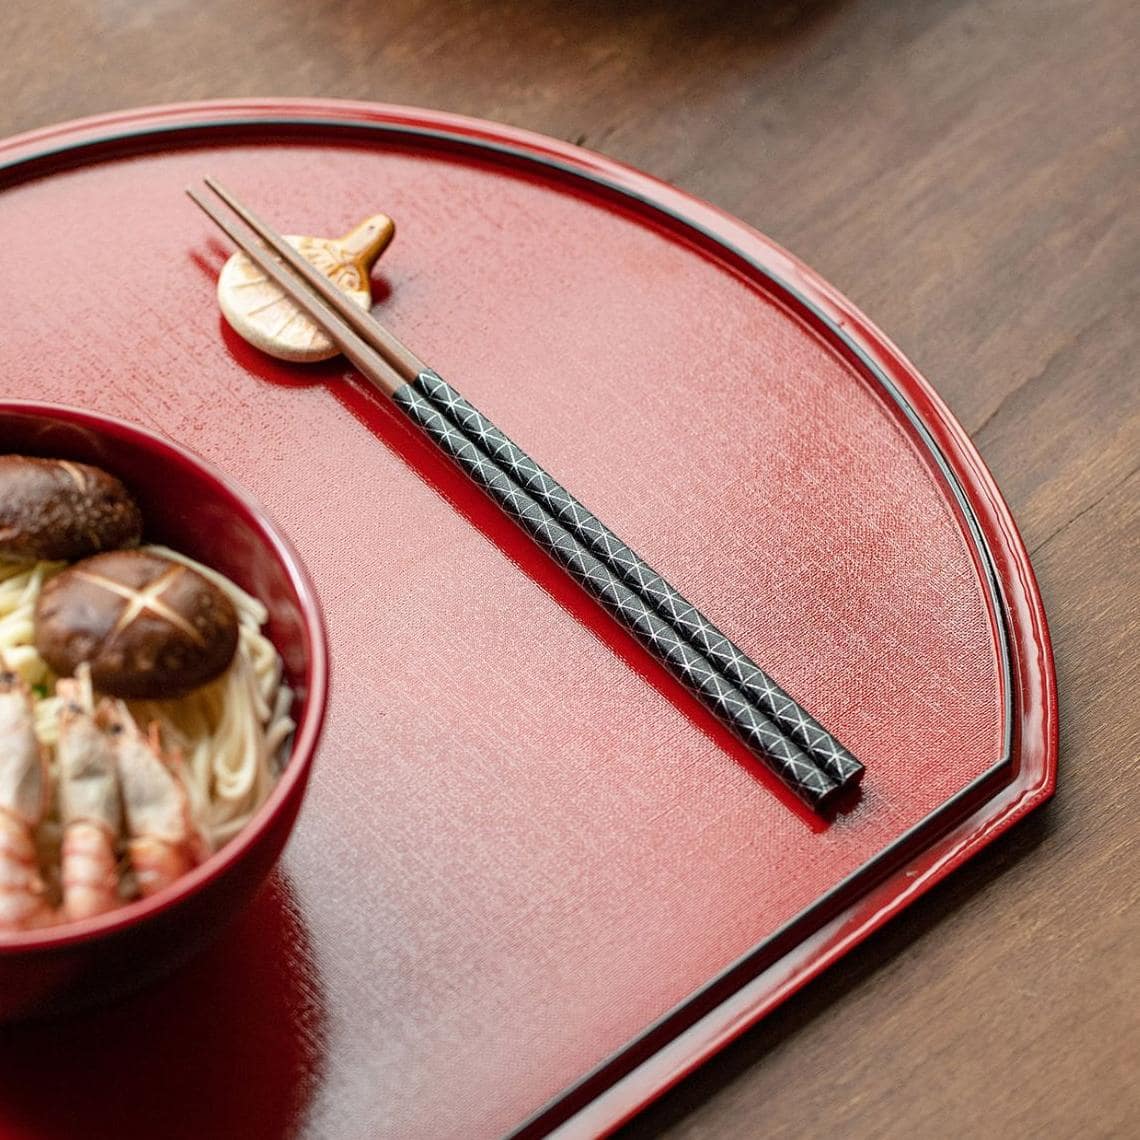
[{"x1": 187, "y1": 178, "x2": 863, "y2": 809}]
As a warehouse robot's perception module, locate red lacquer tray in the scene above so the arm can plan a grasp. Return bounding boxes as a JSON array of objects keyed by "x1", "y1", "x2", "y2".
[{"x1": 0, "y1": 100, "x2": 1055, "y2": 1139}]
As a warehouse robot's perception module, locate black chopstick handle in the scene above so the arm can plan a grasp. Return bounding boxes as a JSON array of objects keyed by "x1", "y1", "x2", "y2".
[
  {"x1": 392, "y1": 379, "x2": 838, "y2": 809},
  {"x1": 412, "y1": 369, "x2": 863, "y2": 788}
]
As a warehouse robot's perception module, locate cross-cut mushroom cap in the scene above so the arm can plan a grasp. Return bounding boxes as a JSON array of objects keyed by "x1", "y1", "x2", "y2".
[{"x1": 35, "y1": 551, "x2": 239, "y2": 699}]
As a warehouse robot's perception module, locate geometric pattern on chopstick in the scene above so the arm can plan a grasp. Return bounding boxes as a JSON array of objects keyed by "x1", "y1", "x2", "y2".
[
  {"x1": 412, "y1": 369, "x2": 863, "y2": 790},
  {"x1": 393, "y1": 376, "x2": 840, "y2": 809}
]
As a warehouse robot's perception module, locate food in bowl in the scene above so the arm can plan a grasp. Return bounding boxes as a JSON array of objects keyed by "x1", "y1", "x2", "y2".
[
  {"x1": 0, "y1": 454, "x2": 143, "y2": 561},
  {"x1": 0, "y1": 453, "x2": 295, "y2": 930}
]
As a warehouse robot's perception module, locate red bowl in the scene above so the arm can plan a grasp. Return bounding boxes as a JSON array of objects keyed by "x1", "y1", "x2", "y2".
[{"x1": 0, "y1": 401, "x2": 329, "y2": 1020}]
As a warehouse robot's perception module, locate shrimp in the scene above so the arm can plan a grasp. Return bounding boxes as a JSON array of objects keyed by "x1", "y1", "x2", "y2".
[
  {"x1": 56, "y1": 678, "x2": 122, "y2": 920},
  {"x1": 106, "y1": 703, "x2": 205, "y2": 898},
  {"x1": 0, "y1": 662, "x2": 52, "y2": 929}
]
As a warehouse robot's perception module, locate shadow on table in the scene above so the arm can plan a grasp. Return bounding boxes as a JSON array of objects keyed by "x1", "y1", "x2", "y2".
[
  {"x1": 250, "y1": 0, "x2": 846, "y2": 41},
  {"x1": 616, "y1": 803, "x2": 1056, "y2": 1137},
  {"x1": 554, "y1": 0, "x2": 844, "y2": 34},
  {"x1": 0, "y1": 872, "x2": 326, "y2": 1140}
]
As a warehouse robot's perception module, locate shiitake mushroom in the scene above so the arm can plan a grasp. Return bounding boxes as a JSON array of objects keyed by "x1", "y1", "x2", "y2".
[
  {"x1": 35, "y1": 550, "x2": 239, "y2": 700},
  {"x1": 0, "y1": 455, "x2": 142, "y2": 562}
]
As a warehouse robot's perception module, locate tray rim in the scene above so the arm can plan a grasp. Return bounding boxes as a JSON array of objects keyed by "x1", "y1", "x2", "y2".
[{"x1": 0, "y1": 98, "x2": 1058, "y2": 1139}]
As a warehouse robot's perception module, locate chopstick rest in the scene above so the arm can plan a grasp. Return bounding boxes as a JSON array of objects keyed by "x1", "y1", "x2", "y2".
[{"x1": 217, "y1": 214, "x2": 394, "y2": 361}]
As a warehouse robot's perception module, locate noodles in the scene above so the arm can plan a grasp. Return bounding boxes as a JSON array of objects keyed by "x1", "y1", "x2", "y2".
[{"x1": 0, "y1": 547, "x2": 294, "y2": 854}]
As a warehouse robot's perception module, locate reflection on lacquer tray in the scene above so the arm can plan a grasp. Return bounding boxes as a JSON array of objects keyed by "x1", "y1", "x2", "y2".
[{"x1": 0, "y1": 871, "x2": 327, "y2": 1139}]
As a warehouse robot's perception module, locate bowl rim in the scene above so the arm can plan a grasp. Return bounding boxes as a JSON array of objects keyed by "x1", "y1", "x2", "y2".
[{"x1": 0, "y1": 399, "x2": 330, "y2": 952}]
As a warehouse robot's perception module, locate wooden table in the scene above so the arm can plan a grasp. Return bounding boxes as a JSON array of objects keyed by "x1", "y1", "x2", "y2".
[{"x1": 3, "y1": 1, "x2": 1136, "y2": 1136}]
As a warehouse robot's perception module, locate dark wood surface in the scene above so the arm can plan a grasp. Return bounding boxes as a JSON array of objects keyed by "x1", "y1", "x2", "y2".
[{"x1": 3, "y1": 1, "x2": 1136, "y2": 1136}]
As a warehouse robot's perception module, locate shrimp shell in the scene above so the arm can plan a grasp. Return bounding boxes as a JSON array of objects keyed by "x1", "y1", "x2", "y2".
[
  {"x1": 60, "y1": 821, "x2": 120, "y2": 921},
  {"x1": 56, "y1": 679, "x2": 123, "y2": 920},
  {"x1": 109, "y1": 705, "x2": 205, "y2": 899},
  {"x1": 0, "y1": 667, "x2": 51, "y2": 929}
]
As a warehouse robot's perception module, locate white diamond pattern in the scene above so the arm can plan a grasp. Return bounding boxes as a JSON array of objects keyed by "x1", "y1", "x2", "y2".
[
  {"x1": 395, "y1": 375, "x2": 856, "y2": 803},
  {"x1": 420, "y1": 370, "x2": 863, "y2": 788}
]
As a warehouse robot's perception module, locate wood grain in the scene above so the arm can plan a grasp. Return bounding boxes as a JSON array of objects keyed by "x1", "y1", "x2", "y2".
[{"x1": 2, "y1": 1, "x2": 1136, "y2": 1137}]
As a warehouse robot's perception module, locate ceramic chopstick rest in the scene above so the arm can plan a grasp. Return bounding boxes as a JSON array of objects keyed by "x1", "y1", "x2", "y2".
[{"x1": 217, "y1": 214, "x2": 395, "y2": 362}]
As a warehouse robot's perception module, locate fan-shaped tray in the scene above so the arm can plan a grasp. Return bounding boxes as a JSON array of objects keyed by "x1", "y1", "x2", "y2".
[{"x1": 0, "y1": 100, "x2": 1055, "y2": 1139}]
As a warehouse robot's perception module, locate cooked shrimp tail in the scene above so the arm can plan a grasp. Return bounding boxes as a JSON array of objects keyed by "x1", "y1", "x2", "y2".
[
  {"x1": 106, "y1": 702, "x2": 204, "y2": 898},
  {"x1": 60, "y1": 821, "x2": 120, "y2": 920},
  {"x1": 56, "y1": 679, "x2": 122, "y2": 920},
  {"x1": 0, "y1": 664, "x2": 52, "y2": 929}
]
